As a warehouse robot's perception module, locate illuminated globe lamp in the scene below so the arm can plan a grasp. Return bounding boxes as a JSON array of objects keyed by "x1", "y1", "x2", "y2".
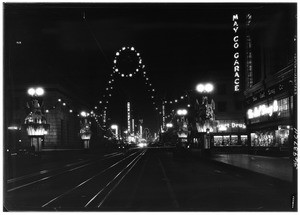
[
  {"x1": 177, "y1": 109, "x2": 188, "y2": 116},
  {"x1": 79, "y1": 111, "x2": 92, "y2": 149},
  {"x1": 196, "y1": 83, "x2": 214, "y2": 94},
  {"x1": 23, "y1": 87, "x2": 50, "y2": 152}
]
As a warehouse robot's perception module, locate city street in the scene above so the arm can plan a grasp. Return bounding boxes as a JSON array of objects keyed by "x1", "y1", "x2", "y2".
[
  {"x1": 4, "y1": 147, "x2": 294, "y2": 211},
  {"x1": 4, "y1": 3, "x2": 297, "y2": 212}
]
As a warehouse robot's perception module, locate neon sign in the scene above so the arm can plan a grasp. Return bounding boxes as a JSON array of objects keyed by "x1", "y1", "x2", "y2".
[
  {"x1": 217, "y1": 123, "x2": 246, "y2": 131},
  {"x1": 127, "y1": 102, "x2": 131, "y2": 133},
  {"x1": 233, "y1": 14, "x2": 240, "y2": 92},
  {"x1": 247, "y1": 100, "x2": 279, "y2": 119}
]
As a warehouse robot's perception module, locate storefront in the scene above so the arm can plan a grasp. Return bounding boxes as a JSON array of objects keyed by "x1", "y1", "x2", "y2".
[
  {"x1": 213, "y1": 134, "x2": 248, "y2": 147},
  {"x1": 199, "y1": 120, "x2": 248, "y2": 153},
  {"x1": 250, "y1": 125, "x2": 290, "y2": 148},
  {"x1": 245, "y1": 79, "x2": 294, "y2": 156},
  {"x1": 212, "y1": 120, "x2": 247, "y2": 147}
]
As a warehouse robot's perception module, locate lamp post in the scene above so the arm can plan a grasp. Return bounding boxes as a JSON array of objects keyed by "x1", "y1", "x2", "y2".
[
  {"x1": 23, "y1": 87, "x2": 50, "y2": 152},
  {"x1": 79, "y1": 111, "x2": 92, "y2": 149},
  {"x1": 195, "y1": 83, "x2": 215, "y2": 152}
]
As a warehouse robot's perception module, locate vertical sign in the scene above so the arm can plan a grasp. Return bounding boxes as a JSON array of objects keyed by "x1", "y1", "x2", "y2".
[
  {"x1": 140, "y1": 125, "x2": 143, "y2": 138},
  {"x1": 162, "y1": 104, "x2": 165, "y2": 127},
  {"x1": 103, "y1": 110, "x2": 106, "y2": 127},
  {"x1": 233, "y1": 14, "x2": 240, "y2": 92},
  {"x1": 246, "y1": 14, "x2": 253, "y2": 89},
  {"x1": 127, "y1": 102, "x2": 131, "y2": 133},
  {"x1": 132, "y1": 118, "x2": 135, "y2": 134}
]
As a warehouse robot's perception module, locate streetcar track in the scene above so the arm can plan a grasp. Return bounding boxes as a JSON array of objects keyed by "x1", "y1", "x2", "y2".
[
  {"x1": 42, "y1": 150, "x2": 141, "y2": 208},
  {"x1": 7, "y1": 159, "x2": 91, "y2": 184},
  {"x1": 97, "y1": 150, "x2": 146, "y2": 208},
  {"x1": 85, "y1": 150, "x2": 146, "y2": 207},
  {"x1": 7, "y1": 152, "x2": 124, "y2": 192},
  {"x1": 8, "y1": 152, "x2": 122, "y2": 184}
]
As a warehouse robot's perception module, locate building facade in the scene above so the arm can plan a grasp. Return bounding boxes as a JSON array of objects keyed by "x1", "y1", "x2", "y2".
[
  {"x1": 243, "y1": 4, "x2": 296, "y2": 156},
  {"x1": 5, "y1": 84, "x2": 93, "y2": 152}
]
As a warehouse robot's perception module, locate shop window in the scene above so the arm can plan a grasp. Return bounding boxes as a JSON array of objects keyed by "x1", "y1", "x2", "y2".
[
  {"x1": 213, "y1": 135, "x2": 230, "y2": 146},
  {"x1": 241, "y1": 135, "x2": 248, "y2": 146},
  {"x1": 251, "y1": 131, "x2": 275, "y2": 147},
  {"x1": 231, "y1": 135, "x2": 238, "y2": 145},
  {"x1": 217, "y1": 101, "x2": 227, "y2": 112},
  {"x1": 214, "y1": 136, "x2": 223, "y2": 146},
  {"x1": 275, "y1": 127, "x2": 290, "y2": 147},
  {"x1": 278, "y1": 98, "x2": 289, "y2": 112}
]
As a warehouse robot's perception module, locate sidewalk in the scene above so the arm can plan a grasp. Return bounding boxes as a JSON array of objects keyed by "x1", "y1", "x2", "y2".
[{"x1": 210, "y1": 154, "x2": 294, "y2": 182}]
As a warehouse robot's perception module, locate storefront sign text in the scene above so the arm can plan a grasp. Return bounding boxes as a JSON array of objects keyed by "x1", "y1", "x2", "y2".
[{"x1": 247, "y1": 100, "x2": 279, "y2": 119}]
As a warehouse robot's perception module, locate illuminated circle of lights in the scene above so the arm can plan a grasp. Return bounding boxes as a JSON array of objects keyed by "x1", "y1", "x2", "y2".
[
  {"x1": 95, "y1": 46, "x2": 164, "y2": 129},
  {"x1": 113, "y1": 46, "x2": 143, "y2": 78}
]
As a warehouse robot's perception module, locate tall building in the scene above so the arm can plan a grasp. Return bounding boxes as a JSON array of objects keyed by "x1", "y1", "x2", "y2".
[{"x1": 243, "y1": 4, "x2": 296, "y2": 156}]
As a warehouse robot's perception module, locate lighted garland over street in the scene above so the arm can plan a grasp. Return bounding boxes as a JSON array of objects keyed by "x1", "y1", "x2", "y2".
[{"x1": 95, "y1": 46, "x2": 162, "y2": 128}]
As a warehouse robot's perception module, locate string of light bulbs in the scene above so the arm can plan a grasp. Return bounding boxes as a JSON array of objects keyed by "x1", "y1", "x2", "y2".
[{"x1": 94, "y1": 46, "x2": 162, "y2": 127}]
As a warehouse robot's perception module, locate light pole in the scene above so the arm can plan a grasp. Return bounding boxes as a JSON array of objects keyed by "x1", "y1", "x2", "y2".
[
  {"x1": 195, "y1": 83, "x2": 215, "y2": 151},
  {"x1": 79, "y1": 111, "x2": 92, "y2": 149},
  {"x1": 23, "y1": 87, "x2": 49, "y2": 152}
]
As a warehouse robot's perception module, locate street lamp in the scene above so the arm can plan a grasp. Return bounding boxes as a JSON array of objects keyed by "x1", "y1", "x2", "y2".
[
  {"x1": 177, "y1": 109, "x2": 188, "y2": 116},
  {"x1": 79, "y1": 111, "x2": 92, "y2": 149},
  {"x1": 23, "y1": 87, "x2": 49, "y2": 152},
  {"x1": 196, "y1": 83, "x2": 214, "y2": 93},
  {"x1": 166, "y1": 123, "x2": 173, "y2": 128}
]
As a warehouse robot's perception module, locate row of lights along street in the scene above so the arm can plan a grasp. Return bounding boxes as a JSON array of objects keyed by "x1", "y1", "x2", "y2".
[{"x1": 20, "y1": 82, "x2": 214, "y2": 151}]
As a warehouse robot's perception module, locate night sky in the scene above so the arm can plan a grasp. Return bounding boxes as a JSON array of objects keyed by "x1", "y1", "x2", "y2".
[{"x1": 4, "y1": 3, "x2": 292, "y2": 132}]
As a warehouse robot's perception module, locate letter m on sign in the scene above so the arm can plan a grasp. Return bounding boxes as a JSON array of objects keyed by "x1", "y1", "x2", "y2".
[{"x1": 233, "y1": 14, "x2": 238, "y2": 21}]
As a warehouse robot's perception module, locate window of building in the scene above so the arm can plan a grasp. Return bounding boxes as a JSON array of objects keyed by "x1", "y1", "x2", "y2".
[{"x1": 217, "y1": 101, "x2": 227, "y2": 112}]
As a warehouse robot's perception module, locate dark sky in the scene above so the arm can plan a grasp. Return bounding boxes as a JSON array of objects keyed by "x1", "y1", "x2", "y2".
[{"x1": 4, "y1": 3, "x2": 293, "y2": 132}]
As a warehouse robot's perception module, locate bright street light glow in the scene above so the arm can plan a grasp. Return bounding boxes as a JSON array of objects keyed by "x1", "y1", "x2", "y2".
[
  {"x1": 35, "y1": 87, "x2": 44, "y2": 96},
  {"x1": 166, "y1": 123, "x2": 173, "y2": 128},
  {"x1": 196, "y1": 84, "x2": 205, "y2": 93},
  {"x1": 27, "y1": 88, "x2": 35, "y2": 96},
  {"x1": 111, "y1": 125, "x2": 118, "y2": 129},
  {"x1": 177, "y1": 109, "x2": 188, "y2": 116},
  {"x1": 80, "y1": 111, "x2": 87, "y2": 117},
  {"x1": 196, "y1": 83, "x2": 214, "y2": 93},
  {"x1": 205, "y1": 83, "x2": 214, "y2": 92}
]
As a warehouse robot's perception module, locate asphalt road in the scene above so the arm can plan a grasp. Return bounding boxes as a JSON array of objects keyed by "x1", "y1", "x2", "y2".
[{"x1": 4, "y1": 147, "x2": 295, "y2": 211}]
